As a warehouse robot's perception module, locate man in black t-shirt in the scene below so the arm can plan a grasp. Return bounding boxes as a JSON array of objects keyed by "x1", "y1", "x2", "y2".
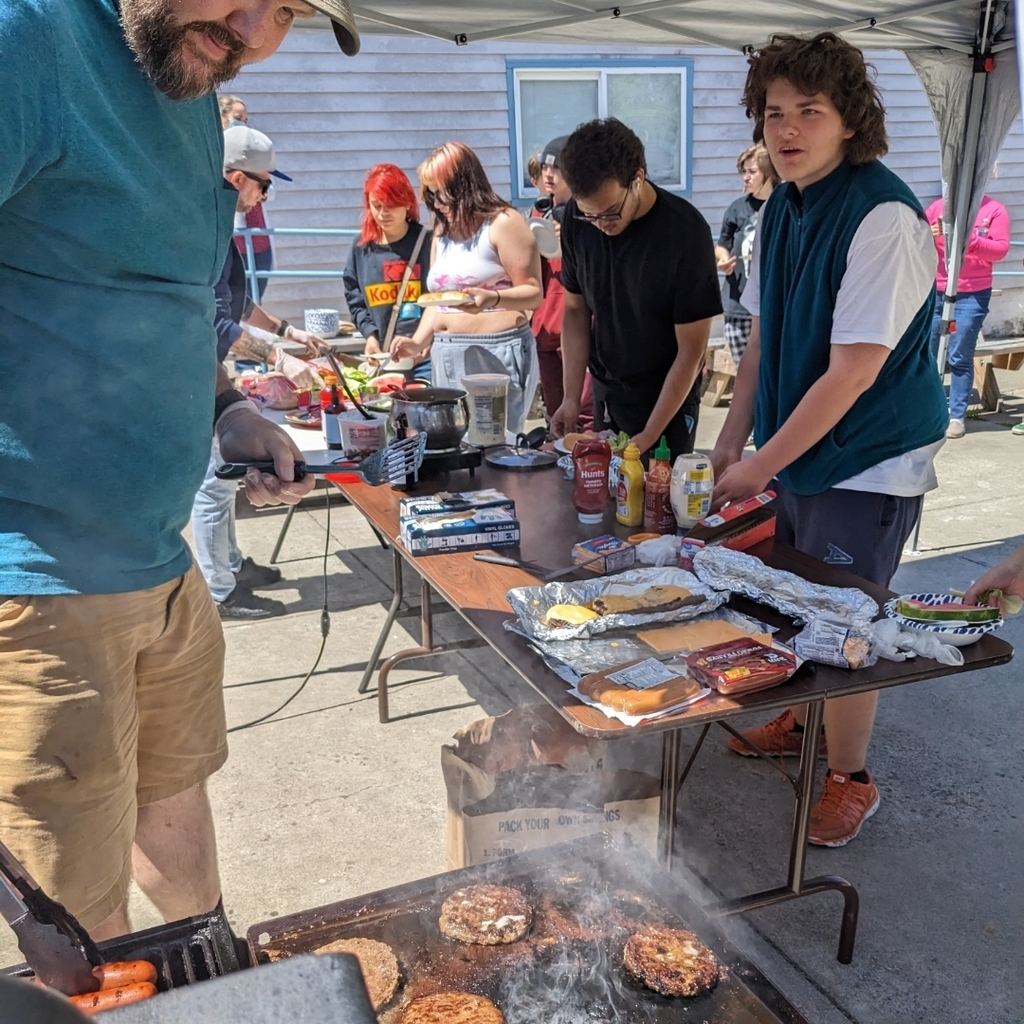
[{"x1": 550, "y1": 118, "x2": 722, "y2": 459}]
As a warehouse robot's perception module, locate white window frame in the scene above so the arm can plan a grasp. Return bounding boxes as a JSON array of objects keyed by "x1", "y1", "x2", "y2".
[{"x1": 506, "y1": 58, "x2": 694, "y2": 203}]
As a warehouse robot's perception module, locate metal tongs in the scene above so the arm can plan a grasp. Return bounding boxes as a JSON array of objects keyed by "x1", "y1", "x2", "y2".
[
  {"x1": 0, "y1": 838, "x2": 101, "y2": 995},
  {"x1": 215, "y1": 434, "x2": 427, "y2": 487}
]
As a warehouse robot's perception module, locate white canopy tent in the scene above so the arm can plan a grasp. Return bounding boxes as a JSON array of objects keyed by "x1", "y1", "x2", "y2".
[
  {"x1": 349, "y1": 0, "x2": 1021, "y2": 549},
  {"x1": 349, "y1": 0, "x2": 1018, "y2": 339}
]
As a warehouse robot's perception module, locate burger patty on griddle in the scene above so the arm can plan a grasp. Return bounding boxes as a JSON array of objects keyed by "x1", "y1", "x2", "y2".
[
  {"x1": 622, "y1": 926, "x2": 719, "y2": 997},
  {"x1": 314, "y1": 936, "x2": 400, "y2": 1010},
  {"x1": 439, "y1": 884, "x2": 533, "y2": 945},
  {"x1": 400, "y1": 991, "x2": 505, "y2": 1023}
]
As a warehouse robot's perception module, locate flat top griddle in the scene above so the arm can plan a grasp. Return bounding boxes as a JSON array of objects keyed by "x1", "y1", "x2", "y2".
[{"x1": 247, "y1": 835, "x2": 809, "y2": 1024}]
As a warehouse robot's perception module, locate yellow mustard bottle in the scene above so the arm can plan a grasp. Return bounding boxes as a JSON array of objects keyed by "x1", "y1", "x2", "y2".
[{"x1": 615, "y1": 442, "x2": 645, "y2": 527}]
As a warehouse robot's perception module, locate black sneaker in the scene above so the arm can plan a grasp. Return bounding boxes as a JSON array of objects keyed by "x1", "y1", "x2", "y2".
[
  {"x1": 235, "y1": 556, "x2": 282, "y2": 589},
  {"x1": 217, "y1": 584, "x2": 286, "y2": 619}
]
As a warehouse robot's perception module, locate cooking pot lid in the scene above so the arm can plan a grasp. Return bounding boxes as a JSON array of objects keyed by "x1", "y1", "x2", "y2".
[{"x1": 485, "y1": 447, "x2": 559, "y2": 471}]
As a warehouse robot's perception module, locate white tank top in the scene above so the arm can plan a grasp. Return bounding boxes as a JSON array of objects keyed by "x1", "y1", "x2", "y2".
[{"x1": 427, "y1": 219, "x2": 512, "y2": 310}]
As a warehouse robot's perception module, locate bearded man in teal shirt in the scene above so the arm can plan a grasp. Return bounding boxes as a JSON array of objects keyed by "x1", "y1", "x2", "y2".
[{"x1": 0, "y1": 0, "x2": 358, "y2": 939}]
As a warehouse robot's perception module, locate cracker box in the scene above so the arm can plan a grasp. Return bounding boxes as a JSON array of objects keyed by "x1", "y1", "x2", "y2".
[
  {"x1": 401, "y1": 507, "x2": 521, "y2": 556},
  {"x1": 571, "y1": 534, "x2": 637, "y2": 574}
]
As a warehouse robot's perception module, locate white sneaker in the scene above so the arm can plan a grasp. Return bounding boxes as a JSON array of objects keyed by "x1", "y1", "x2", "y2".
[{"x1": 946, "y1": 418, "x2": 965, "y2": 439}]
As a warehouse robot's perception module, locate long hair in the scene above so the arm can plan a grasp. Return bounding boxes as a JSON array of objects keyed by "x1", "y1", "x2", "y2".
[
  {"x1": 736, "y1": 144, "x2": 780, "y2": 186},
  {"x1": 742, "y1": 33, "x2": 887, "y2": 166},
  {"x1": 359, "y1": 164, "x2": 420, "y2": 246},
  {"x1": 417, "y1": 142, "x2": 510, "y2": 238}
]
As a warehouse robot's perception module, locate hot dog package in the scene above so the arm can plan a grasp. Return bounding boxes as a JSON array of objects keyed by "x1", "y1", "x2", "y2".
[{"x1": 683, "y1": 637, "x2": 800, "y2": 695}]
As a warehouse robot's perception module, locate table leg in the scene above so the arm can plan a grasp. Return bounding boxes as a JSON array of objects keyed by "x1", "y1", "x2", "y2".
[
  {"x1": 269, "y1": 505, "x2": 296, "y2": 565},
  {"x1": 377, "y1": 575, "x2": 445, "y2": 724},
  {"x1": 705, "y1": 699, "x2": 860, "y2": 963},
  {"x1": 658, "y1": 729, "x2": 682, "y2": 869},
  {"x1": 359, "y1": 547, "x2": 405, "y2": 695}
]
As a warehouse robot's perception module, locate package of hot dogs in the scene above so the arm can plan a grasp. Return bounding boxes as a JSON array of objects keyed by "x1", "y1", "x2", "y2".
[{"x1": 683, "y1": 637, "x2": 800, "y2": 695}]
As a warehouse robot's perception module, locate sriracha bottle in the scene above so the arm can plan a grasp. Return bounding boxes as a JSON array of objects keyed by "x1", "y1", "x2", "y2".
[{"x1": 643, "y1": 435, "x2": 675, "y2": 534}]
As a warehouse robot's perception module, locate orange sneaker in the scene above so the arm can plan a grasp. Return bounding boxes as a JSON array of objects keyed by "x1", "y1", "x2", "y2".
[
  {"x1": 727, "y1": 709, "x2": 828, "y2": 759},
  {"x1": 808, "y1": 770, "x2": 880, "y2": 847}
]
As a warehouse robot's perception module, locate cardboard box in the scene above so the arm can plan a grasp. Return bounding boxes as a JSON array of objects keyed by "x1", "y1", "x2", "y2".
[
  {"x1": 443, "y1": 706, "x2": 660, "y2": 868},
  {"x1": 398, "y1": 489, "x2": 514, "y2": 520},
  {"x1": 401, "y1": 507, "x2": 520, "y2": 556}
]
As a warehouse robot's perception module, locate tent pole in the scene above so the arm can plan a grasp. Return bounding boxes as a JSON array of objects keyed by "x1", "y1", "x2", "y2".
[{"x1": 936, "y1": 0, "x2": 995, "y2": 375}]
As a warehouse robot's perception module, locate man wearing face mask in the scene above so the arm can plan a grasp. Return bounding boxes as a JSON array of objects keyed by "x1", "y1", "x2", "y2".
[
  {"x1": 0, "y1": 0, "x2": 359, "y2": 940},
  {"x1": 550, "y1": 119, "x2": 721, "y2": 459}
]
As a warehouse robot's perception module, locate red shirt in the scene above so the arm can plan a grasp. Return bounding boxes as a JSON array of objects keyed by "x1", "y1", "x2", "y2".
[{"x1": 234, "y1": 201, "x2": 271, "y2": 255}]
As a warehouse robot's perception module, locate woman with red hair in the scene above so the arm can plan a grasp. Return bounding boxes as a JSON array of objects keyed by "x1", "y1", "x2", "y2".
[
  {"x1": 343, "y1": 163, "x2": 431, "y2": 363},
  {"x1": 390, "y1": 142, "x2": 543, "y2": 431}
]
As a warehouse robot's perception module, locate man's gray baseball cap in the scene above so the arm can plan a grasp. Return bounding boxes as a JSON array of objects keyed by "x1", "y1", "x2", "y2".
[
  {"x1": 223, "y1": 126, "x2": 292, "y2": 181},
  {"x1": 308, "y1": 0, "x2": 360, "y2": 55}
]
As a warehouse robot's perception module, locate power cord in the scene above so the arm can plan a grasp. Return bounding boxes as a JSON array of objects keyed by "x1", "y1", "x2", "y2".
[{"x1": 228, "y1": 487, "x2": 331, "y2": 733}]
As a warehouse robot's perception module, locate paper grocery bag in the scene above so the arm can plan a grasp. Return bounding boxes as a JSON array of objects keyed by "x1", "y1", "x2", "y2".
[{"x1": 442, "y1": 706, "x2": 660, "y2": 869}]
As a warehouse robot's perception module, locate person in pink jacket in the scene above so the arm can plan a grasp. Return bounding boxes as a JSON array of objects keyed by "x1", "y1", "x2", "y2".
[{"x1": 925, "y1": 195, "x2": 1010, "y2": 437}]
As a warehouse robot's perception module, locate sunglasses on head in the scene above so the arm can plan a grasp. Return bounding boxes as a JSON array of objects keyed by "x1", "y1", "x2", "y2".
[
  {"x1": 573, "y1": 176, "x2": 641, "y2": 223},
  {"x1": 237, "y1": 169, "x2": 271, "y2": 196}
]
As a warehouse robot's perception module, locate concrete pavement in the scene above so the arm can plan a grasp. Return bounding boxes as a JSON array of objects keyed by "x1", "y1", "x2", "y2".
[{"x1": 2, "y1": 367, "x2": 1022, "y2": 1023}]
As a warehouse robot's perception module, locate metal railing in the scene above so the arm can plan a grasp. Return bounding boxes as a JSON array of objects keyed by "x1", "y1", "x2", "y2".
[{"x1": 234, "y1": 226, "x2": 359, "y2": 303}]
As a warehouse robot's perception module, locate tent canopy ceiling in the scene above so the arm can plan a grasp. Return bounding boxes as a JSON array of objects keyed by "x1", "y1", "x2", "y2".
[{"x1": 349, "y1": 0, "x2": 1013, "y2": 55}]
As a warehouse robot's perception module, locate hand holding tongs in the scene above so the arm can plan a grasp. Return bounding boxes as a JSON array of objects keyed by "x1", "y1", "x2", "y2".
[{"x1": 0, "y1": 838, "x2": 101, "y2": 995}]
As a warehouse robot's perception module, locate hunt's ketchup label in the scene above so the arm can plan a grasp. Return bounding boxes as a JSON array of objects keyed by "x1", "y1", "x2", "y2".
[{"x1": 572, "y1": 438, "x2": 611, "y2": 523}]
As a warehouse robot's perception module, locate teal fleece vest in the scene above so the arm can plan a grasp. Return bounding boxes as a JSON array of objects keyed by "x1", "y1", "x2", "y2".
[{"x1": 754, "y1": 159, "x2": 948, "y2": 495}]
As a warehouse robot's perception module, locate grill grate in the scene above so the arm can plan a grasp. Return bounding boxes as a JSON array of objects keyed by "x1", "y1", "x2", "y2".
[{"x1": 3, "y1": 909, "x2": 240, "y2": 992}]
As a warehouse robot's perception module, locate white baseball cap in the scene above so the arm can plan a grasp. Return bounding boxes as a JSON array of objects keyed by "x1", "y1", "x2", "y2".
[{"x1": 223, "y1": 126, "x2": 292, "y2": 181}]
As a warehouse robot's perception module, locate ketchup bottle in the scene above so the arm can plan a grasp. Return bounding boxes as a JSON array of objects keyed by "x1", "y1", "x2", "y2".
[{"x1": 572, "y1": 438, "x2": 611, "y2": 523}]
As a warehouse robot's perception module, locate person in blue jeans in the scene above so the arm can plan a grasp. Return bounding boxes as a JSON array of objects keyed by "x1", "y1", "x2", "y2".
[{"x1": 924, "y1": 195, "x2": 1010, "y2": 437}]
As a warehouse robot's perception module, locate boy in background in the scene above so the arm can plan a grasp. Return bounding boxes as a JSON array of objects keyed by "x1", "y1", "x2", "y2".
[{"x1": 711, "y1": 33, "x2": 947, "y2": 846}]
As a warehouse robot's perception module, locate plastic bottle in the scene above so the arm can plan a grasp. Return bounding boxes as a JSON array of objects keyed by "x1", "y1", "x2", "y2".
[
  {"x1": 670, "y1": 453, "x2": 715, "y2": 529},
  {"x1": 615, "y1": 442, "x2": 645, "y2": 526},
  {"x1": 643, "y1": 436, "x2": 676, "y2": 534},
  {"x1": 322, "y1": 384, "x2": 344, "y2": 450},
  {"x1": 572, "y1": 438, "x2": 611, "y2": 523}
]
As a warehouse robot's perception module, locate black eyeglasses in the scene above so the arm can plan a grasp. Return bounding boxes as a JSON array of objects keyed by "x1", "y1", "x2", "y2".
[
  {"x1": 573, "y1": 178, "x2": 639, "y2": 223},
  {"x1": 238, "y1": 170, "x2": 271, "y2": 196}
]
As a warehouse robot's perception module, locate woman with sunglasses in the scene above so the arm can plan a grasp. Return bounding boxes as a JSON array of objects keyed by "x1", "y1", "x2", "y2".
[
  {"x1": 390, "y1": 141, "x2": 542, "y2": 432},
  {"x1": 549, "y1": 119, "x2": 721, "y2": 461}
]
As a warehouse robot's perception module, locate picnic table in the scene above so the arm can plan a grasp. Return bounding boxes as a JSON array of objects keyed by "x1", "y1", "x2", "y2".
[{"x1": 272, "y1": 417, "x2": 1013, "y2": 963}]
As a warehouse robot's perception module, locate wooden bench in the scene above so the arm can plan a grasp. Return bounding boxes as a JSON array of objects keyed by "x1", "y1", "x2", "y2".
[
  {"x1": 973, "y1": 335, "x2": 1024, "y2": 412},
  {"x1": 702, "y1": 338, "x2": 737, "y2": 407}
]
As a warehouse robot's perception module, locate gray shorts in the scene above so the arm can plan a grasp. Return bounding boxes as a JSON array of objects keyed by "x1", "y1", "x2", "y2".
[
  {"x1": 771, "y1": 484, "x2": 922, "y2": 587},
  {"x1": 431, "y1": 324, "x2": 539, "y2": 434}
]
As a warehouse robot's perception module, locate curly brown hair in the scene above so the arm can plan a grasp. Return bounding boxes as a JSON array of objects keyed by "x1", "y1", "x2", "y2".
[{"x1": 742, "y1": 33, "x2": 887, "y2": 166}]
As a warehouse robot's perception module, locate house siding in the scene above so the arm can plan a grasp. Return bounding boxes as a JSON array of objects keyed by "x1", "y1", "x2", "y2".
[{"x1": 230, "y1": 28, "x2": 1024, "y2": 333}]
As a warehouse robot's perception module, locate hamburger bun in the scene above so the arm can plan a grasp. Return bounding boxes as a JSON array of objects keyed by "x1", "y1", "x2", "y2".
[{"x1": 417, "y1": 290, "x2": 472, "y2": 307}]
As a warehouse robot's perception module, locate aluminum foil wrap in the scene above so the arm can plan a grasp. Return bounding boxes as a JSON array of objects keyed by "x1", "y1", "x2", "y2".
[
  {"x1": 692, "y1": 547, "x2": 878, "y2": 624},
  {"x1": 506, "y1": 567, "x2": 729, "y2": 641}
]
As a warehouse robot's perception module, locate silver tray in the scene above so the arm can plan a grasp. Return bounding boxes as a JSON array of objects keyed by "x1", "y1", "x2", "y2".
[{"x1": 506, "y1": 567, "x2": 729, "y2": 641}]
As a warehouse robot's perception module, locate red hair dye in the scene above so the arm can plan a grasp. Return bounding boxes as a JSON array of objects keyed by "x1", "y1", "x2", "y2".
[{"x1": 359, "y1": 164, "x2": 420, "y2": 245}]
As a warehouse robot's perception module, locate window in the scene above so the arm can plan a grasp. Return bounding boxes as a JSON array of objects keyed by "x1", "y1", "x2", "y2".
[{"x1": 506, "y1": 59, "x2": 693, "y2": 201}]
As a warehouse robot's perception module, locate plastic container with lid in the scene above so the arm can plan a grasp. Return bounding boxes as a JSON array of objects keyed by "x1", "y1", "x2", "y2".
[
  {"x1": 643, "y1": 436, "x2": 676, "y2": 534},
  {"x1": 572, "y1": 438, "x2": 611, "y2": 523},
  {"x1": 461, "y1": 374, "x2": 509, "y2": 447},
  {"x1": 615, "y1": 442, "x2": 645, "y2": 527}
]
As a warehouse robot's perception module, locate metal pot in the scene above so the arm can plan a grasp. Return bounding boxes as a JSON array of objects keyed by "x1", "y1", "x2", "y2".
[{"x1": 389, "y1": 387, "x2": 469, "y2": 451}]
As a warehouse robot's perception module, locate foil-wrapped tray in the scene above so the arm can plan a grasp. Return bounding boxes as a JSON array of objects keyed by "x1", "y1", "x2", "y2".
[
  {"x1": 693, "y1": 546, "x2": 878, "y2": 624},
  {"x1": 506, "y1": 567, "x2": 729, "y2": 641}
]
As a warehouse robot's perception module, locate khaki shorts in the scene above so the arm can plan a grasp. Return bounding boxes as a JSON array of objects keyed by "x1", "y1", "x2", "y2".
[{"x1": 0, "y1": 563, "x2": 227, "y2": 929}]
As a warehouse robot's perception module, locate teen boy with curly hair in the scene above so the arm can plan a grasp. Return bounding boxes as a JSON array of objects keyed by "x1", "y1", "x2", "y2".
[{"x1": 711, "y1": 33, "x2": 948, "y2": 846}]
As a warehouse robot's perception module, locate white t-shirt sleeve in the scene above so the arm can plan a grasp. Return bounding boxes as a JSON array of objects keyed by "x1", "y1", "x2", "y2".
[
  {"x1": 739, "y1": 222, "x2": 760, "y2": 316},
  {"x1": 831, "y1": 202, "x2": 936, "y2": 348}
]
